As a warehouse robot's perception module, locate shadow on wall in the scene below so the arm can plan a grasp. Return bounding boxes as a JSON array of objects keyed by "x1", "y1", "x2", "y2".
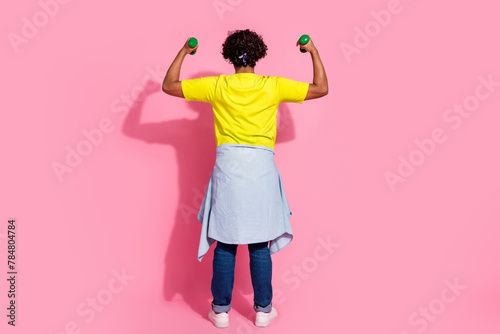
[{"x1": 121, "y1": 71, "x2": 296, "y2": 320}]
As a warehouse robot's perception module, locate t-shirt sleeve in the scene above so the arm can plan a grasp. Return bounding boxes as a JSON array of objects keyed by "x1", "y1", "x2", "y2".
[
  {"x1": 275, "y1": 76, "x2": 309, "y2": 104},
  {"x1": 181, "y1": 76, "x2": 218, "y2": 103}
]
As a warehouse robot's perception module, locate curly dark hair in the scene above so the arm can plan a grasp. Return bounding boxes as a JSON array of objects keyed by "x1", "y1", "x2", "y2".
[{"x1": 221, "y1": 29, "x2": 268, "y2": 68}]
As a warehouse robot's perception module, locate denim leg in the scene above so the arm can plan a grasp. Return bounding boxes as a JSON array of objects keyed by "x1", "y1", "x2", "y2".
[
  {"x1": 211, "y1": 241, "x2": 238, "y2": 313},
  {"x1": 248, "y1": 241, "x2": 273, "y2": 313}
]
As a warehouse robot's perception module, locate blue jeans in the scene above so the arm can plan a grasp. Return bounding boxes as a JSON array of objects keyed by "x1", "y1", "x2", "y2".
[{"x1": 211, "y1": 241, "x2": 273, "y2": 314}]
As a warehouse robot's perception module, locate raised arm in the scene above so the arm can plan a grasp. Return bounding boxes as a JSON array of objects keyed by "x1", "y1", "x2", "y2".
[
  {"x1": 296, "y1": 37, "x2": 328, "y2": 100},
  {"x1": 162, "y1": 37, "x2": 199, "y2": 98}
]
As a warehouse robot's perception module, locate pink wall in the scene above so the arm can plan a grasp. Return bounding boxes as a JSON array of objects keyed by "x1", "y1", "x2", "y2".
[{"x1": 2, "y1": 0, "x2": 500, "y2": 333}]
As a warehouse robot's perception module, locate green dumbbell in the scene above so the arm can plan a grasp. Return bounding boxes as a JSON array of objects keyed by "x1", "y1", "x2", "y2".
[
  {"x1": 188, "y1": 37, "x2": 198, "y2": 55},
  {"x1": 299, "y1": 34, "x2": 310, "y2": 53}
]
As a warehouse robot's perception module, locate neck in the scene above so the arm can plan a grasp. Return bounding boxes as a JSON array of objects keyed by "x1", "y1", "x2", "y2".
[{"x1": 234, "y1": 66, "x2": 255, "y2": 74}]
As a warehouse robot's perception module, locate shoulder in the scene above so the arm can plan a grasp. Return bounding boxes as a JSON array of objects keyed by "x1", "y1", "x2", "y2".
[
  {"x1": 181, "y1": 75, "x2": 221, "y2": 88},
  {"x1": 266, "y1": 76, "x2": 294, "y2": 85},
  {"x1": 205, "y1": 75, "x2": 224, "y2": 82}
]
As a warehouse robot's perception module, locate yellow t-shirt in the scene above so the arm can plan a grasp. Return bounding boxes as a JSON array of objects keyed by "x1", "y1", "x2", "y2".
[{"x1": 181, "y1": 73, "x2": 309, "y2": 149}]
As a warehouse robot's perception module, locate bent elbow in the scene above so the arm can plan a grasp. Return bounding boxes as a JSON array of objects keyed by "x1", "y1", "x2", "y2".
[{"x1": 162, "y1": 84, "x2": 170, "y2": 95}]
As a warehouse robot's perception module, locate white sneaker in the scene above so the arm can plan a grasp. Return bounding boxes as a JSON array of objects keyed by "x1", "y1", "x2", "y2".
[
  {"x1": 255, "y1": 307, "x2": 278, "y2": 327},
  {"x1": 208, "y1": 309, "x2": 229, "y2": 328}
]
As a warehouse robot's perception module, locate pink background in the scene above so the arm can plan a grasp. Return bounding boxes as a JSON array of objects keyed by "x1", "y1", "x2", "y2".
[{"x1": 2, "y1": 0, "x2": 500, "y2": 333}]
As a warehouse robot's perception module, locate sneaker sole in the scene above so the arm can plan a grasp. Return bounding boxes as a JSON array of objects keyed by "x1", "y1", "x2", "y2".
[
  {"x1": 208, "y1": 311, "x2": 229, "y2": 328},
  {"x1": 255, "y1": 308, "x2": 278, "y2": 327}
]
